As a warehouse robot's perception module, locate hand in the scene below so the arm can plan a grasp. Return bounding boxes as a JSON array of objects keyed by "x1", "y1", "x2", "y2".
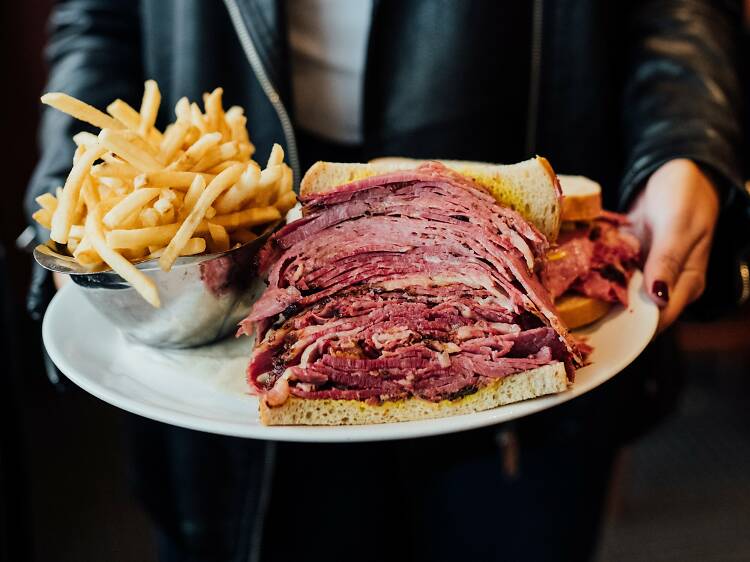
[
  {"x1": 53, "y1": 272, "x2": 70, "y2": 290},
  {"x1": 627, "y1": 159, "x2": 720, "y2": 333}
]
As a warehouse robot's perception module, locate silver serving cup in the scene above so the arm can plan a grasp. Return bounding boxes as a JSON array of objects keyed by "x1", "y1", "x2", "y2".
[{"x1": 34, "y1": 223, "x2": 278, "y2": 348}]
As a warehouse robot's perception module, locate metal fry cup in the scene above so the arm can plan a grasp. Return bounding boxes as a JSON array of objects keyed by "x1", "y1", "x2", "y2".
[{"x1": 34, "y1": 224, "x2": 276, "y2": 348}]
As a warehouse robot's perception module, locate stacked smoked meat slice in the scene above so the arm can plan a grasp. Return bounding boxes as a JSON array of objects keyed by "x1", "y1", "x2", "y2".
[{"x1": 240, "y1": 160, "x2": 582, "y2": 425}]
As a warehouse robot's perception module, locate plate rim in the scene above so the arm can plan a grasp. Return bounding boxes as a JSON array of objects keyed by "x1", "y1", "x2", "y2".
[{"x1": 42, "y1": 272, "x2": 658, "y2": 442}]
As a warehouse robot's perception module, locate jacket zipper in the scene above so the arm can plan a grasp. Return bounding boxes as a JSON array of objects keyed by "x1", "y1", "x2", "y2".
[
  {"x1": 525, "y1": 0, "x2": 543, "y2": 156},
  {"x1": 223, "y1": 0, "x2": 301, "y2": 188}
]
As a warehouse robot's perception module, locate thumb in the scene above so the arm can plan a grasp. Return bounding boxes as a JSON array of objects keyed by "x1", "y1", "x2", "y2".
[{"x1": 643, "y1": 232, "x2": 693, "y2": 307}]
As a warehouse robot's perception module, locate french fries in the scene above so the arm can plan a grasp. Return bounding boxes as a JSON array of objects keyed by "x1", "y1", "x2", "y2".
[
  {"x1": 170, "y1": 132, "x2": 222, "y2": 171},
  {"x1": 138, "y1": 80, "x2": 161, "y2": 138},
  {"x1": 50, "y1": 144, "x2": 107, "y2": 244},
  {"x1": 34, "y1": 80, "x2": 295, "y2": 306},
  {"x1": 209, "y1": 205, "x2": 281, "y2": 230},
  {"x1": 159, "y1": 163, "x2": 244, "y2": 271},
  {"x1": 103, "y1": 188, "x2": 161, "y2": 228},
  {"x1": 41, "y1": 93, "x2": 123, "y2": 131},
  {"x1": 105, "y1": 206, "x2": 280, "y2": 249},
  {"x1": 85, "y1": 203, "x2": 161, "y2": 307},
  {"x1": 32, "y1": 209, "x2": 53, "y2": 229},
  {"x1": 207, "y1": 223, "x2": 230, "y2": 253},
  {"x1": 231, "y1": 229, "x2": 258, "y2": 244},
  {"x1": 147, "y1": 237, "x2": 206, "y2": 259},
  {"x1": 214, "y1": 161, "x2": 261, "y2": 214},
  {"x1": 98, "y1": 129, "x2": 162, "y2": 172},
  {"x1": 158, "y1": 121, "x2": 190, "y2": 163},
  {"x1": 91, "y1": 161, "x2": 140, "y2": 179},
  {"x1": 35, "y1": 193, "x2": 59, "y2": 213}
]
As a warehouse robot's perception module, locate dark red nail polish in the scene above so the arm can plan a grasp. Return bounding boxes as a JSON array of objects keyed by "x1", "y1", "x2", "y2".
[{"x1": 652, "y1": 280, "x2": 669, "y2": 302}]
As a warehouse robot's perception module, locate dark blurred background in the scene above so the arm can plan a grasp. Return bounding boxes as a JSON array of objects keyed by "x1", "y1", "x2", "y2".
[{"x1": 1, "y1": 3, "x2": 749, "y2": 562}]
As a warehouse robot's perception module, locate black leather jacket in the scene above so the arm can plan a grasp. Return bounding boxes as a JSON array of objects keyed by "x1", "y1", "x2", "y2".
[
  {"x1": 23, "y1": 5, "x2": 750, "y2": 556},
  {"x1": 27, "y1": 0, "x2": 749, "y2": 312}
]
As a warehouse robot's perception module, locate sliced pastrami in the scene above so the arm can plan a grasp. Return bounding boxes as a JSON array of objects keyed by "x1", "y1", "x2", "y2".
[
  {"x1": 541, "y1": 214, "x2": 640, "y2": 305},
  {"x1": 243, "y1": 162, "x2": 579, "y2": 406}
]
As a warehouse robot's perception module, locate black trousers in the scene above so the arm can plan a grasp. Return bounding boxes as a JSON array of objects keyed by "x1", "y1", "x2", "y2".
[{"x1": 125, "y1": 411, "x2": 617, "y2": 562}]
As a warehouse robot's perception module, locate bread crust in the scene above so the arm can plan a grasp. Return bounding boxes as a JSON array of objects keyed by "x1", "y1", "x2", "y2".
[
  {"x1": 300, "y1": 158, "x2": 562, "y2": 241},
  {"x1": 557, "y1": 174, "x2": 602, "y2": 222},
  {"x1": 259, "y1": 362, "x2": 568, "y2": 426},
  {"x1": 560, "y1": 196, "x2": 602, "y2": 223},
  {"x1": 536, "y1": 156, "x2": 561, "y2": 197},
  {"x1": 556, "y1": 293, "x2": 611, "y2": 329}
]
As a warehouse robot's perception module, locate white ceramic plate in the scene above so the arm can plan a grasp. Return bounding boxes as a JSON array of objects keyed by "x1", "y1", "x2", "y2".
[{"x1": 43, "y1": 272, "x2": 657, "y2": 442}]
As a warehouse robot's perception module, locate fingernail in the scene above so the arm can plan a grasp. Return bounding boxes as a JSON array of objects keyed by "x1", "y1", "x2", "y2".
[{"x1": 652, "y1": 280, "x2": 669, "y2": 302}]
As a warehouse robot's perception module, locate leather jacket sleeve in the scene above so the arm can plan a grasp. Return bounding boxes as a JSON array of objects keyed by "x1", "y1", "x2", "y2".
[
  {"x1": 619, "y1": 0, "x2": 750, "y2": 315},
  {"x1": 25, "y1": 0, "x2": 143, "y2": 239},
  {"x1": 619, "y1": 0, "x2": 743, "y2": 204}
]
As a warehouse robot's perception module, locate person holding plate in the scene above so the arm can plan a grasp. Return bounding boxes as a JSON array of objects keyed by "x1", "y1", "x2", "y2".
[{"x1": 25, "y1": 1, "x2": 750, "y2": 561}]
